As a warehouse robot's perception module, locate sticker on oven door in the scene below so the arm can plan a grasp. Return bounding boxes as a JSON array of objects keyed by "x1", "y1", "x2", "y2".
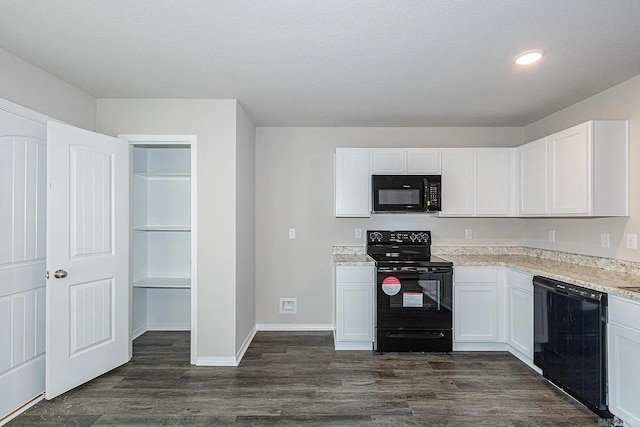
[
  {"x1": 403, "y1": 292, "x2": 423, "y2": 307},
  {"x1": 381, "y1": 276, "x2": 401, "y2": 296}
]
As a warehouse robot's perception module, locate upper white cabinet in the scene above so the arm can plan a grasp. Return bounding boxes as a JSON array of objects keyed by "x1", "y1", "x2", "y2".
[
  {"x1": 335, "y1": 148, "x2": 371, "y2": 217},
  {"x1": 406, "y1": 148, "x2": 441, "y2": 174},
  {"x1": 518, "y1": 138, "x2": 549, "y2": 215},
  {"x1": 372, "y1": 148, "x2": 441, "y2": 174},
  {"x1": 372, "y1": 148, "x2": 406, "y2": 174},
  {"x1": 441, "y1": 149, "x2": 475, "y2": 216},
  {"x1": 441, "y1": 148, "x2": 515, "y2": 217},
  {"x1": 519, "y1": 120, "x2": 628, "y2": 217}
]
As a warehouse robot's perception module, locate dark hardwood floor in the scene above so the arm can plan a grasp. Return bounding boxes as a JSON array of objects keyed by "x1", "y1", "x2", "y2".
[{"x1": 8, "y1": 331, "x2": 602, "y2": 426}]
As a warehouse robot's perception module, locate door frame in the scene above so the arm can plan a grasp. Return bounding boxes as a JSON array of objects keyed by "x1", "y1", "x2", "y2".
[{"x1": 119, "y1": 134, "x2": 198, "y2": 364}]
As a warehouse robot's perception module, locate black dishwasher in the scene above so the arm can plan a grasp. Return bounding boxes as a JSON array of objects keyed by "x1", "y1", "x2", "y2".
[{"x1": 533, "y1": 276, "x2": 610, "y2": 418}]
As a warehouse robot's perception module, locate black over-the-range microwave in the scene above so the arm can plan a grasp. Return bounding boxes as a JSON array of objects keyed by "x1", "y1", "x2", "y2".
[{"x1": 372, "y1": 174, "x2": 441, "y2": 213}]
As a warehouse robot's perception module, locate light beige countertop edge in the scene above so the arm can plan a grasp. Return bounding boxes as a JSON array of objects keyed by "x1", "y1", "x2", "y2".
[{"x1": 441, "y1": 254, "x2": 640, "y2": 303}]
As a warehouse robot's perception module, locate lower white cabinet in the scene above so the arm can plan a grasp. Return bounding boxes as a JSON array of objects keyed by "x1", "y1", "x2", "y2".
[
  {"x1": 335, "y1": 266, "x2": 375, "y2": 350},
  {"x1": 506, "y1": 269, "x2": 534, "y2": 366},
  {"x1": 453, "y1": 267, "x2": 505, "y2": 349},
  {"x1": 608, "y1": 295, "x2": 640, "y2": 426}
]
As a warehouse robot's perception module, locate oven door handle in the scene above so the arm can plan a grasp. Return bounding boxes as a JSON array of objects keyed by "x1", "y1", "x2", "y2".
[
  {"x1": 385, "y1": 332, "x2": 445, "y2": 340},
  {"x1": 378, "y1": 267, "x2": 451, "y2": 274}
]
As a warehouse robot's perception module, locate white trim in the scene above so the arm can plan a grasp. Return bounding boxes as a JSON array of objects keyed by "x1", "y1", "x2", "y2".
[
  {"x1": 235, "y1": 326, "x2": 257, "y2": 364},
  {"x1": 256, "y1": 323, "x2": 334, "y2": 331},
  {"x1": 0, "y1": 98, "x2": 56, "y2": 126},
  {"x1": 196, "y1": 357, "x2": 238, "y2": 367},
  {"x1": 132, "y1": 326, "x2": 147, "y2": 340},
  {"x1": 119, "y1": 134, "x2": 198, "y2": 365},
  {"x1": 146, "y1": 323, "x2": 190, "y2": 331},
  {"x1": 453, "y1": 342, "x2": 508, "y2": 351},
  {"x1": 0, "y1": 394, "x2": 44, "y2": 427},
  {"x1": 334, "y1": 341, "x2": 373, "y2": 350}
]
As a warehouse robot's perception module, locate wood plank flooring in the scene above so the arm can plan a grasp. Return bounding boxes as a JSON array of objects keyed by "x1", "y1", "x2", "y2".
[{"x1": 8, "y1": 331, "x2": 603, "y2": 426}]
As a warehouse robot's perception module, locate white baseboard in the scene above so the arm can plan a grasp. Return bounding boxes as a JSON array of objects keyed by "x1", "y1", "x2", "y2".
[
  {"x1": 195, "y1": 356, "x2": 238, "y2": 367},
  {"x1": 0, "y1": 355, "x2": 45, "y2": 424},
  {"x1": 146, "y1": 323, "x2": 190, "y2": 331},
  {"x1": 255, "y1": 323, "x2": 334, "y2": 331},
  {"x1": 132, "y1": 325, "x2": 147, "y2": 339},
  {"x1": 453, "y1": 342, "x2": 508, "y2": 351},
  {"x1": 235, "y1": 326, "x2": 257, "y2": 364}
]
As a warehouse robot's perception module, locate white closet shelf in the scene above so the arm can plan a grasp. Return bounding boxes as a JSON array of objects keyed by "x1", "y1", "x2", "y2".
[
  {"x1": 133, "y1": 226, "x2": 191, "y2": 232},
  {"x1": 132, "y1": 278, "x2": 191, "y2": 289},
  {"x1": 134, "y1": 172, "x2": 190, "y2": 179}
]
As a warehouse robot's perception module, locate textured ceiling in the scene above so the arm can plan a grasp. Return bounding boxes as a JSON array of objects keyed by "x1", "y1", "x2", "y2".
[{"x1": 1, "y1": 0, "x2": 640, "y2": 126}]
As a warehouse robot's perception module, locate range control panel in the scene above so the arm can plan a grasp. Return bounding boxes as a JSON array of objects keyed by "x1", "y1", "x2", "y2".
[{"x1": 367, "y1": 230, "x2": 431, "y2": 245}]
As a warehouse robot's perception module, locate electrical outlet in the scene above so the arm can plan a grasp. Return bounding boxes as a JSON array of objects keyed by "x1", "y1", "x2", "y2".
[
  {"x1": 627, "y1": 234, "x2": 637, "y2": 250},
  {"x1": 288, "y1": 228, "x2": 296, "y2": 239},
  {"x1": 549, "y1": 230, "x2": 556, "y2": 242},
  {"x1": 355, "y1": 228, "x2": 362, "y2": 239},
  {"x1": 465, "y1": 229, "x2": 472, "y2": 239},
  {"x1": 600, "y1": 233, "x2": 610, "y2": 248}
]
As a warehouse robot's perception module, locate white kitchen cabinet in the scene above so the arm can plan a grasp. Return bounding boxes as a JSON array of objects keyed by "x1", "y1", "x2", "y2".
[
  {"x1": 335, "y1": 148, "x2": 371, "y2": 217},
  {"x1": 608, "y1": 295, "x2": 640, "y2": 426},
  {"x1": 476, "y1": 148, "x2": 515, "y2": 216},
  {"x1": 441, "y1": 148, "x2": 514, "y2": 217},
  {"x1": 372, "y1": 148, "x2": 406, "y2": 174},
  {"x1": 406, "y1": 148, "x2": 441, "y2": 174},
  {"x1": 506, "y1": 269, "x2": 534, "y2": 365},
  {"x1": 128, "y1": 139, "x2": 195, "y2": 337},
  {"x1": 453, "y1": 267, "x2": 505, "y2": 349},
  {"x1": 441, "y1": 149, "x2": 476, "y2": 216},
  {"x1": 518, "y1": 138, "x2": 549, "y2": 215},
  {"x1": 519, "y1": 120, "x2": 628, "y2": 217},
  {"x1": 335, "y1": 266, "x2": 375, "y2": 350}
]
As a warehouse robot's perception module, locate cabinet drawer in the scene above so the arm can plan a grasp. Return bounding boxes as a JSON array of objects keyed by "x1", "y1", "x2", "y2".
[
  {"x1": 336, "y1": 266, "x2": 374, "y2": 283},
  {"x1": 609, "y1": 295, "x2": 640, "y2": 330},
  {"x1": 507, "y1": 269, "x2": 533, "y2": 293},
  {"x1": 454, "y1": 267, "x2": 498, "y2": 283}
]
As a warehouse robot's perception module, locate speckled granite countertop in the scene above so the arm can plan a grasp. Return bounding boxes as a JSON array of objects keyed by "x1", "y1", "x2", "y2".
[
  {"x1": 333, "y1": 245, "x2": 640, "y2": 302},
  {"x1": 440, "y1": 253, "x2": 640, "y2": 302}
]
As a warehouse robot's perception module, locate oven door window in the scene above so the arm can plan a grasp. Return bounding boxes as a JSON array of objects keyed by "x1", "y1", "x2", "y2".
[{"x1": 383, "y1": 273, "x2": 452, "y2": 311}]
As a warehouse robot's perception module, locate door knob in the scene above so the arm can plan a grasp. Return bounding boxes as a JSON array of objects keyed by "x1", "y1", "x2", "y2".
[{"x1": 54, "y1": 269, "x2": 68, "y2": 279}]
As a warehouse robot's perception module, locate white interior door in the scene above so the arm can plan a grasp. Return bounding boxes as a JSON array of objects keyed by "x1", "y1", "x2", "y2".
[{"x1": 45, "y1": 121, "x2": 130, "y2": 399}]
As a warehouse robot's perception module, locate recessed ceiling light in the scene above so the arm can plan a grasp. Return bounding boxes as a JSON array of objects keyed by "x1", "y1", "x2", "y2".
[{"x1": 514, "y1": 49, "x2": 546, "y2": 65}]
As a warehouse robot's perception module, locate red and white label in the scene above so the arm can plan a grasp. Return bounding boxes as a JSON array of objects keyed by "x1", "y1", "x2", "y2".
[{"x1": 381, "y1": 276, "x2": 401, "y2": 296}]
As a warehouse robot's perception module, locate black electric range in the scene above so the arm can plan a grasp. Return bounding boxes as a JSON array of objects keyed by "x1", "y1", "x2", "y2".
[{"x1": 367, "y1": 230, "x2": 453, "y2": 352}]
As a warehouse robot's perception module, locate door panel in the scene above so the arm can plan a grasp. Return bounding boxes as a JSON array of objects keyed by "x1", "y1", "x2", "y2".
[{"x1": 46, "y1": 121, "x2": 130, "y2": 400}]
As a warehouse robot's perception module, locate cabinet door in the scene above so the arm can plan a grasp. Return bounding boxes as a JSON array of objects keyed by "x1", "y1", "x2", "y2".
[
  {"x1": 454, "y1": 284, "x2": 498, "y2": 342},
  {"x1": 371, "y1": 148, "x2": 406, "y2": 174},
  {"x1": 518, "y1": 138, "x2": 549, "y2": 215},
  {"x1": 507, "y1": 286, "x2": 533, "y2": 358},
  {"x1": 476, "y1": 148, "x2": 514, "y2": 216},
  {"x1": 336, "y1": 283, "x2": 374, "y2": 342},
  {"x1": 407, "y1": 148, "x2": 441, "y2": 174},
  {"x1": 550, "y1": 123, "x2": 591, "y2": 215},
  {"x1": 441, "y1": 149, "x2": 475, "y2": 216},
  {"x1": 608, "y1": 324, "x2": 640, "y2": 426},
  {"x1": 335, "y1": 149, "x2": 371, "y2": 217}
]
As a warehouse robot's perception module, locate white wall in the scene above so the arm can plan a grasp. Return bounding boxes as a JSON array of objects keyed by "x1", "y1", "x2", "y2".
[
  {"x1": 235, "y1": 102, "x2": 256, "y2": 353},
  {"x1": 97, "y1": 99, "x2": 240, "y2": 360},
  {"x1": 0, "y1": 47, "x2": 96, "y2": 130},
  {"x1": 255, "y1": 127, "x2": 524, "y2": 326},
  {"x1": 521, "y1": 75, "x2": 640, "y2": 261}
]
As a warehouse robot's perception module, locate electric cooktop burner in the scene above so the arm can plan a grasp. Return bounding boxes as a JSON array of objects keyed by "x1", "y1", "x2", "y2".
[{"x1": 366, "y1": 230, "x2": 453, "y2": 268}]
